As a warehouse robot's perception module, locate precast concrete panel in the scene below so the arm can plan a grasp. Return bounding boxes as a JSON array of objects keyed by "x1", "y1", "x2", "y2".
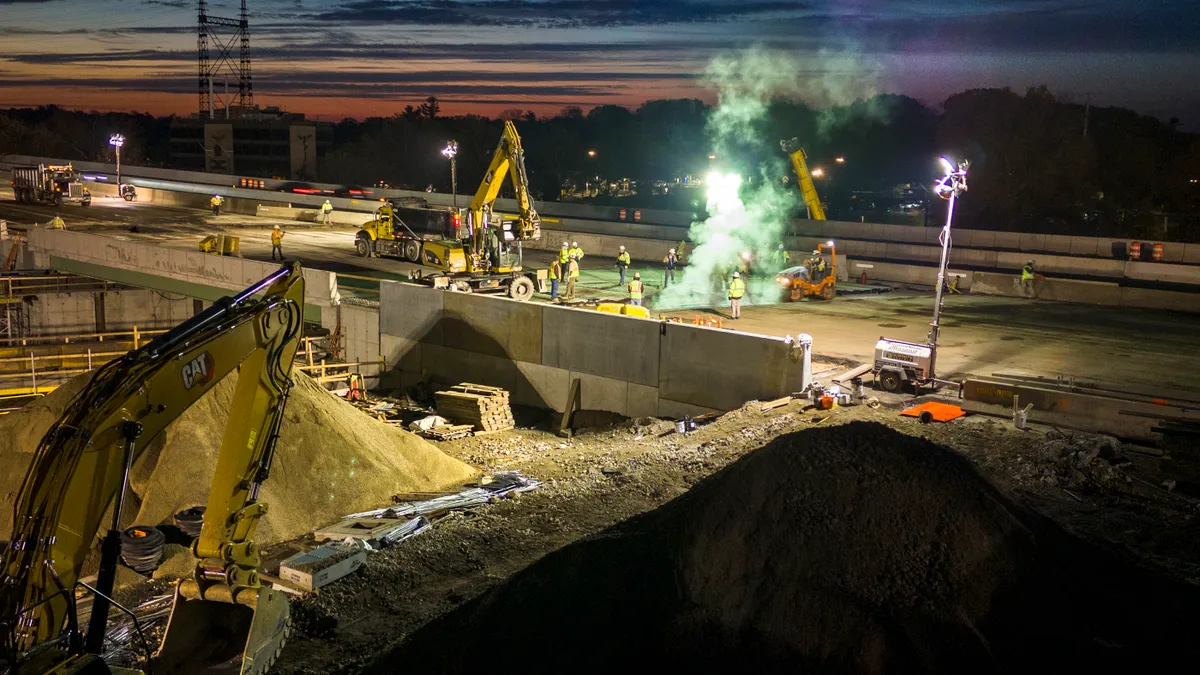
[
  {"x1": 380, "y1": 281, "x2": 444, "y2": 345},
  {"x1": 658, "y1": 323, "x2": 795, "y2": 411},
  {"x1": 443, "y1": 291, "x2": 542, "y2": 363},
  {"x1": 540, "y1": 304, "x2": 659, "y2": 387}
]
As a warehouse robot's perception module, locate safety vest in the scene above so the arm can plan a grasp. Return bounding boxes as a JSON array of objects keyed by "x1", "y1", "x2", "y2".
[
  {"x1": 629, "y1": 280, "x2": 643, "y2": 299},
  {"x1": 50, "y1": 217, "x2": 65, "y2": 230},
  {"x1": 549, "y1": 261, "x2": 560, "y2": 280},
  {"x1": 322, "y1": 202, "x2": 332, "y2": 213},
  {"x1": 271, "y1": 230, "x2": 283, "y2": 245},
  {"x1": 1021, "y1": 265, "x2": 1035, "y2": 281},
  {"x1": 568, "y1": 260, "x2": 580, "y2": 278},
  {"x1": 617, "y1": 252, "x2": 631, "y2": 267},
  {"x1": 559, "y1": 248, "x2": 570, "y2": 264},
  {"x1": 729, "y1": 278, "x2": 745, "y2": 299},
  {"x1": 773, "y1": 250, "x2": 789, "y2": 265},
  {"x1": 569, "y1": 246, "x2": 584, "y2": 261},
  {"x1": 210, "y1": 197, "x2": 221, "y2": 207}
]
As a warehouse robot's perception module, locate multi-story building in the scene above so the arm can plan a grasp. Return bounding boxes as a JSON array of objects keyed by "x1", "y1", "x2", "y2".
[{"x1": 169, "y1": 107, "x2": 332, "y2": 179}]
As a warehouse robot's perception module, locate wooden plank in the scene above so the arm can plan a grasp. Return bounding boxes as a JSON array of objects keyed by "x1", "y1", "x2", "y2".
[{"x1": 760, "y1": 396, "x2": 792, "y2": 411}]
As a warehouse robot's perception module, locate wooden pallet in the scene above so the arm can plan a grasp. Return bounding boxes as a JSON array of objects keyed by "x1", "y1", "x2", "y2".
[{"x1": 420, "y1": 424, "x2": 474, "y2": 441}]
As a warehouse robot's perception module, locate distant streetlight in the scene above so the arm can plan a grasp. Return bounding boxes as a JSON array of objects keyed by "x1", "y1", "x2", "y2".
[
  {"x1": 109, "y1": 134, "x2": 125, "y2": 188},
  {"x1": 587, "y1": 149, "x2": 596, "y2": 158},
  {"x1": 441, "y1": 140, "x2": 459, "y2": 207},
  {"x1": 811, "y1": 167, "x2": 825, "y2": 178},
  {"x1": 707, "y1": 154, "x2": 716, "y2": 160},
  {"x1": 835, "y1": 156, "x2": 845, "y2": 164}
]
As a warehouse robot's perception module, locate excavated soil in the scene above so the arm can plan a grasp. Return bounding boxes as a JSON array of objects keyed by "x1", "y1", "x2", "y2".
[
  {"x1": 379, "y1": 422, "x2": 1200, "y2": 674},
  {"x1": 1, "y1": 369, "x2": 476, "y2": 544}
]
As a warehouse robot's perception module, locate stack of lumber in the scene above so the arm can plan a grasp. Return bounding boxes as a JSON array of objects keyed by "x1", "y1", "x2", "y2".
[
  {"x1": 435, "y1": 383, "x2": 514, "y2": 432},
  {"x1": 421, "y1": 424, "x2": 474, "y2": 441}
]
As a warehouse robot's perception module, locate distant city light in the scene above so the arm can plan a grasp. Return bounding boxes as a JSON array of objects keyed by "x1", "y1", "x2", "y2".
[
  {"x1": 708, "y1": 154, "x2": 716, "y2": 160},
  {"x1": 587, "y1": 149, "x2": 596, "y2": 158},
  {"x1": 811, "y1": 168, "x2": 825, "y2": 178},
  {"x1": 835, "y1": 157, "x2": 845, "y2": 163}
]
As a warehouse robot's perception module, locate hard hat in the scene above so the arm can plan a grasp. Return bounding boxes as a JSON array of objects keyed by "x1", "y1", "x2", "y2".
[
  {"x1": 619, "y1": 245, "x2": 625, "y2": 250},
  {"x1": 778, "y1": 243, "x2": 784, "y2": 249},
  {"x1": 273, "y1": 224, "x2": 280, "y2": 229},
  {"x1": 634, "y1": 272, "x2": 640, "y2": 279},
  {"x1": 812, "y1": 250, "x2": 820, "y2": 255},
  {"x1": 562, "y1": 241, "x2": 568, "y2": 247},
  {"x1": 669, "y1": 248, "x2": 675, "y2": 254},
  {"x1": 572, "y1": 241, "x2": 578, "y2": 246},
  {"x1": 732, "y1": 272, "x2": 740, "y2": 278}
]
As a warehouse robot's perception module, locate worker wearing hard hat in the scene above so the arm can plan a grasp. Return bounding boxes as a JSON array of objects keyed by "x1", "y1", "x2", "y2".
[
  {"x1": 1021, "y1": 260, "x2": 1038, "y2": 299},
  {"x1": 565, "y1": 253, "x2": 580, "y2": 300},
  {"x1": 559, "y1": 242, "x2": 570, "y2": 267},
  {"x1": 772, "y1": 243, "x2": 790, "y2": 268},
  {"x1": 568, "y1": 241, "x2": 584, "y2": 262},
  {"x1": 210, "y1": 194, "x2": 222, "y2": 216},
  {"x1": 628, "y1": 272, "x2": 644, "y2": 307},
  {"x1": 49, "y1": 214, "x2": 66, "y2": 230},
  {"x1": 271, "y1": 224, "x2": 285, "y2": 260},
  {"x1": 321, "y1": 199, "x2": 333, "y2": 226},
  {"x1": 728, "y1": 271, "x2": 746, "y2": 319},
  {"x1": 549, "y1": 257, "x2": 562, "y2": 301},
  {"x1": 616, "y1": 245, "x2": 631, "y2": 285},
  {"x1": 663, "y1": 247, "x2": 678, "y2": 287}
]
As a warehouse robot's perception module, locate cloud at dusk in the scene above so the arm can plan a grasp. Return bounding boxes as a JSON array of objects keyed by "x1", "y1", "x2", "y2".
[{"x1": 0, "y1": 0, "x2": 1197, "y2": 126}]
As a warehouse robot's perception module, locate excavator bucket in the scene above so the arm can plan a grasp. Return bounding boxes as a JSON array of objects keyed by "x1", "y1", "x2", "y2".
[{"x1": 155, "y1": 584, "x2": 290, "y2": 675}]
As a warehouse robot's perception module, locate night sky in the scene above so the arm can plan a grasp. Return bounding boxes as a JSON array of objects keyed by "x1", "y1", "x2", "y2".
[{"x1": 1, "y1": 0, "x2": 1198, "y2": 126}]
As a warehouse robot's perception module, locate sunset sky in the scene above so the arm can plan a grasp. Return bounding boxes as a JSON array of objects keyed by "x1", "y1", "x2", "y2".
[{"x1": 1, "y1": 0, "x2": 1198, "y2": 126}]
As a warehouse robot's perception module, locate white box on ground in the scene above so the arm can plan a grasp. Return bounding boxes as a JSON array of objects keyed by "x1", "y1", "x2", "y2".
[{"x1": 278, "y1": 543, "x2": 367, "y2": 592}]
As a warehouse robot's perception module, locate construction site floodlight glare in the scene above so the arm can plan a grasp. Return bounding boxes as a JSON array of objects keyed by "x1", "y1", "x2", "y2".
[
  {"x1": 441, "y1": 141, "x2": 458, "y2": 159},
  {"x1": 108, "y1": 134, "x2": 124, "y2": 148},
  {"x1": 704, "y1": 171, "x2": 741, "y2": 202}
]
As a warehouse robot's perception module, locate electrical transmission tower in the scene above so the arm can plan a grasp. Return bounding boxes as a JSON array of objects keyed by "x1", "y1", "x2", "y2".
[{"x1": 197, "y1": 0, "x2": 254, "y2": 118}]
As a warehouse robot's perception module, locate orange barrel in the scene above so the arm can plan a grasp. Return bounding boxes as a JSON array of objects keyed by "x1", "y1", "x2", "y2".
[
  {"x1": 1129, "y1": 241, "x2": 1141, "y2": 260},
  {"x1": 618, "y1": 208, "x2": 627, "y2": 220},
  {"x1": 1153, "y1": 242, "x2": 1163, "y2": 261},
  {"x1": 633, "y1": 209, "x2": 642, "y2": 221}
]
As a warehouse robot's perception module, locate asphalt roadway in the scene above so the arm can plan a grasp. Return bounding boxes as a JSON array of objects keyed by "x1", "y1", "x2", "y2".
[{"x1": 3, "y1": 190, "x2": 1199, "y2": 392}]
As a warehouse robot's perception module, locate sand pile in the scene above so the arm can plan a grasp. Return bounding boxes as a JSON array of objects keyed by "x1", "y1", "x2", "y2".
[
  {"x1": 2, "y1": 369, "x2": 476, "y2": 544},
  {"x1": 383, "y1": 422, "x2": 1200, "y2": 674}
]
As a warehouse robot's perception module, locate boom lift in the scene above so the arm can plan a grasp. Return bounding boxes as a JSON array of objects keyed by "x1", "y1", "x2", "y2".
[
  {"x1": 357, "y1": 121, "x2": 542, "y2": 300},
  {"x1": 1, "y1": 264, "x2": 306, "y2": 675},
  {"x1": 780, "y1": 139, "x2": 826, "y2": 220}
]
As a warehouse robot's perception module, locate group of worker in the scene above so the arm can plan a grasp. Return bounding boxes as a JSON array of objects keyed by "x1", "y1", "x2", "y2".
[{"x1": 549, "y1": 240, "x2": 584, "y2": 301}]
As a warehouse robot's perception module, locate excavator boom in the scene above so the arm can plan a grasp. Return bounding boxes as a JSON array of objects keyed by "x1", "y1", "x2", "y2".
[
  {"x1": 465, "y1": 120, "x2": 541, "y2": 272},
  {"x1": 1, "y1": 263, "x2": 306, "y2": 675}
]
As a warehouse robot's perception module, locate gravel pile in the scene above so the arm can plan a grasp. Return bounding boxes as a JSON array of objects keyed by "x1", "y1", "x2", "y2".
[{"x1": 380, "y1": 421, "x2": 1200, "y2": 674}]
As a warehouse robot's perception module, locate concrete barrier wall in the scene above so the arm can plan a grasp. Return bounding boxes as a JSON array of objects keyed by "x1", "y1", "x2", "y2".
[
  {"x1": 379, "y1": 281, "x2": 807, "y2": 417},
  {"x1": 970, "y1": 272, "x2": 1121, "y2": 306},
  {"x1": 24, "y1": 229, "x2": 340, "y2": 312},
  {"x1": 26, "y1": 288, "x2": 194, "y2": 336}
]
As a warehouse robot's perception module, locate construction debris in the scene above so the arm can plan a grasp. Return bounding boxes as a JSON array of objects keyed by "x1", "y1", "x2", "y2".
[
  {"x1": 279, "y1": 543, "x2": 368, "y2": 592},
  {"x1": 900, "y1": 401, "x2": 966, "y2": 423},
  {"x1": 436, "y1": 383, "x2": 515, "y2": 432},
  {"x1": 343, "y1": 471, "x2": 542, "y2": 521},
  {"x1": 421, "y1": 424, "x2": 474, "y2": 441}
]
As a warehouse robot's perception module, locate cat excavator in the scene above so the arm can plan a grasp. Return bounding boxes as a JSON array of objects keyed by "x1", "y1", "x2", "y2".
[
  {"x1": 780, "y1": 138, "x2": 826, "y2": 221},
  {"x1": 0, "y1": 263, "x2": 305, "y2": 675}
]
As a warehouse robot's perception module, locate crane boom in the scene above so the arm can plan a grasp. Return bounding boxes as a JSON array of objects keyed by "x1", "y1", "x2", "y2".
[
  {"x1": 1, "y1": 263, "x2": 305, "y2": 675},
  {"x1": 781, "y1": 138, "x2": 826, "y2": 221}
]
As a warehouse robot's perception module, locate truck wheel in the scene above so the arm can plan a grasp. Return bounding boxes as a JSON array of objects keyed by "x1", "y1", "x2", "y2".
[
  {"x1": 51, "y1": 193, "x2": 62, "y2": 207},
  {"x1": 822, "y1": 284, "x2": 836, "y2": 300},
  {"x1": 124, "y1": 193, "x2": 135, "y2": 202},
  {"x1": 355, "y1": 236, "x2": 373, "y2": 258},
  {"x1": 403, "y1": 239, "x2": 421, "y2": 262},
  {"x1": 81, "y1": 199, "x2": 91, "y2": 208},
  {"x1": 508, "y1": 276, "x2": 535, "y2": 302},
  {"x1": 879, "y1": 370, "x2": 903, "y2": 393}
]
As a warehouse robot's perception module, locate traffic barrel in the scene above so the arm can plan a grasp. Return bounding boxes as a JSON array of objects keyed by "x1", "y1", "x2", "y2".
[
  {"x1": 1152, "y1": 242, "x2": 1163, "y2": 261},
  {"x1": 1129, "y1": 241, "x2": 1141, "y2": 260}
]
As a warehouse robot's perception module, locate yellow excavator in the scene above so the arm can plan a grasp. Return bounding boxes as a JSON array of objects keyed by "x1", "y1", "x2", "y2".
[
  {"x1": 780, "y1": 138, "x2": 826, "y2": 220},
  {"x1": 356, "y1": 120, "x2": 542, "y2": 300},
  {"x1": 1, "y1": 263, "x2": 305, "y2": 674}
]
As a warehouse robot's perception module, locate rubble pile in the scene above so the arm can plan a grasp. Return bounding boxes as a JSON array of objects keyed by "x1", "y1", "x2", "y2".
[{"x1": 381, "y1": 422, "x2": 1200, "y2": 674}]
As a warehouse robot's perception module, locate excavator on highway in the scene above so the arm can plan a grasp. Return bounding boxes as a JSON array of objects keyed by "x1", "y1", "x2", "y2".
[
  {"x1": 0, "y1": 263, "x2": 305, "y2": 675},
  {"x1": 356, "y1": 120, "x2": 542, "y2": 300},
  {"x1": 780, "y1": 138, "x2": 826, "y2": 221}
]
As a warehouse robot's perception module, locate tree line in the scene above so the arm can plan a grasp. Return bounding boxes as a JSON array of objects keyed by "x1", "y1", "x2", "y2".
[{"x1": 2, "y1": 88, "x2": 1198, "y2": 239}]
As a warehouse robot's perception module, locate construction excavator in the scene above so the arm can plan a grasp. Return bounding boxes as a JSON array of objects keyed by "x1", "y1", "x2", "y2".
[
  {"x1": 0, "y1": 263, "x2": 305, "y2": 675},
  {"x1": 780, "y1": 138, "x2": 826, "y2": 221},
  {"x1": 358, "y1": 120, "x2": 543, "y2": 300}
]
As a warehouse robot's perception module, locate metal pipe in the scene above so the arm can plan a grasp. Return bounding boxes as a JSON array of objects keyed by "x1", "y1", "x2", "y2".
[{"x1": 927, "y1": 190, "x2": 955, "y2": 378}]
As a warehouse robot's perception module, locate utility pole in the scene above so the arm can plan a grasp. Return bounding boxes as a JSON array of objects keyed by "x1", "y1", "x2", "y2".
[
  {"x1": 442, "y1": 141, "x2": 459, "y2": 207},
  {"x1": 1083, "y1": 92, "x2": 1093, "y2": 137}
]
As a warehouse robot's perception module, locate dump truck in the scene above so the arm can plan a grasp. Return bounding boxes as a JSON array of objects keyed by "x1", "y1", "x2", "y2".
[{"x1": 10, "y1": 163, "x2": 91, "y2": 207}]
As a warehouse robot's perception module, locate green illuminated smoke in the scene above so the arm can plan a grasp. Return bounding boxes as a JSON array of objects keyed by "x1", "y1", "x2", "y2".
[{"x1": 654, "y1": 47, "x2": 880, "y2": 310}]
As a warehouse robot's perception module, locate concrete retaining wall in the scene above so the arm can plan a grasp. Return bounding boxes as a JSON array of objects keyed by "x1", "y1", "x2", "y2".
[
  {"x1": 379, "y1": 281, "x2": 807, "y2": 417},
  {"x1": 26, "y1": 288, "x2": 194, "y2": 336}
]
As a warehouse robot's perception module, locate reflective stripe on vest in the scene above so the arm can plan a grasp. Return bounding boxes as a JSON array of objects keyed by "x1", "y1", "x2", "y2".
[
  {"x1": 629, "y1": 281, "x2": 643, "y2": 299},
  {"x1": 1021, "y1": 267, "x2": 1034, "y2": 280}
]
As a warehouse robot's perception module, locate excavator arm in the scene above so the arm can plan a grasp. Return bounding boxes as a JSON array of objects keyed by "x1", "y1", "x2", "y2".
[
  {"x1": 1, "y1": 263, "x2": 305, "y2": 675},
  {"x1": 781, "y1": 138, "x2": 826, "y2": 221},
  {"x1": 466, "y1": 121, "x2": 541, "y2": 270}
]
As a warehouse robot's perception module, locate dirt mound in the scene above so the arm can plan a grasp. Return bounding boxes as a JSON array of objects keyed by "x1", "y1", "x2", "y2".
[
  {"x1": 382, "y1": 422, "x2": 1200, "y2": 674},
  {"x1": 2, "y1": 369, "x2": 476, "y2": 545}
]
